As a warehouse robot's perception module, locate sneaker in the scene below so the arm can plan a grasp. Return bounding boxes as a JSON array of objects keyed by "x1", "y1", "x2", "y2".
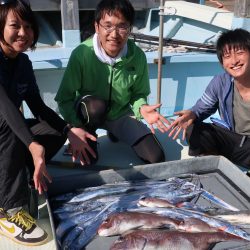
[{"x1": 0, "y1": 208, "x2": 48, "y2": 246}]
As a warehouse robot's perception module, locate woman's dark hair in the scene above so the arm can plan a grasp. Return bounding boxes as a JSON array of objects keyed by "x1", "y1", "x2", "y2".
[
  {"x1": 95, "y1": 0, "x2": 135, "y2": 26},
  {"x1": 0, "y1": 0, "x2": 39, "y2": 50},
  {"x1": 216, "y1": 28, "x2": 250, "y2": 64}
]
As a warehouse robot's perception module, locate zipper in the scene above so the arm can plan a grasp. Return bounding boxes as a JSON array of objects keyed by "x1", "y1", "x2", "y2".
[{"x1": 107, "y1": 66, "x2": 114, "y2": 112}]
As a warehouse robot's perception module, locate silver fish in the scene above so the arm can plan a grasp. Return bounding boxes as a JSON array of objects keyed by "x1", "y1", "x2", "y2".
[
  {"x1": 81, "y1": 179, "x2": 170, "y2": 192},
  {"x1": 67, "y1": 180, "x2": 184, "y2": 204},
  {"x1": 53, "y1": 177, "x2": 190, "y2": 203},
  {"x1": 200, "y1": 189, "x2": 239, "y2": 211},
  {"x1": 176, "y1": 201, "x2": 220, "y2": 213},
  {"x1": 54, "y1": 194, "x2": 119, "y2": 215},
  {"x1": 56, "y1": 210, "x2": 99, "y2": 246},
  {"x1": 214, "y1": 210, "x2": 250, "y2": 226},
  {"x1": 138, "y1": 197, "x2": 176, "y2": 208},
  {"x1": 146, "y1": 186, "x2": 203, "y2": 204},
  {"x1": 62, "y1": 199, "x2": 119, "y2": 249}
]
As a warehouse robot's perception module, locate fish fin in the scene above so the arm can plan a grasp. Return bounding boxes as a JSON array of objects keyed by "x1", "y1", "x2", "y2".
[{"x1": 218, "y1": 226, "x2": 227, "y2": 231}]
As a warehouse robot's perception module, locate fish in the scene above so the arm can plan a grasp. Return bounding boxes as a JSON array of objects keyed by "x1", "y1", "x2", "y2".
[
  {"x1": 138, "y1": 197, "x2": 176, "y2": 208},
  {"x1": 66, "y1": 189, "x2": 172, "y2": 249},
  {"x1": 213, "y1": 210, "x2": 250, "y2": 226},
  {"x1": 97, "y1": 211, "x2": 180, "y2": 236},
  {"x1": 62, "y1": 199, "x2": 119, "y2": 249},
  {"x1": 200, "y1": 189, "x2": 239, "y2": 211},
  {"x1": 56, "y1": 210, "x2": 99, "y2": 246},
  {"x1": 61, "y1": 225, "x2": 83, "y2": 250},
  {"x1": 140, "y1": 199, "x2": 249, "y2": 227},
  {"x1": 104, "y1": 211, "x2": 220, "y2": 236},
  {"x1": 138, "y1": 197, "x2": 220, "y2": 215},
  {"x1": 138, "y1": 197, "x2": 213, "y2": 212},
  {"x1": 176, "y1": 201, "x2": 221, "y2": 213},
  {"x1": 179, "y1": 181, "x2": 240, "y2": 211},
  {"x1": 52, "y1": 177, "x2": 193, "y2": 204},
  {"x1": 53, "y1": 194, "x2": 120, "y2": 215},
  {"x1": 110, "y1": 230, "x2": 246, "y2": 250},
  {"x1": 66, "y1": 179, "x2": 186, "y2": 204},
  {"x1": 128, "y1": 207, "x2": 250, "y2": 241},
  {"x1": 178, "y1": 217, "x2": 220, "y2": 232},
  {"x1": 52, "y1": 177, "x2": 209, "y2": 248},
  {"x1": 172, "y1": 208, "x2": 250, "y2": 240},
  {"x1": 67, "y1": 185, "x2": 138, "y2": 204},
  {"x1": 81, "y1": 179, "x2": 169, "y2": 192},
  {"x1": 146, "y1": 186, "x2": 203, "y2": 204}
]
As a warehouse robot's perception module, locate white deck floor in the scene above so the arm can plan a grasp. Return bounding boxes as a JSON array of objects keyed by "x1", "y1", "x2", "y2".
[{"x1": 48, "y1": 130, "x2": 192, "y2": 178}]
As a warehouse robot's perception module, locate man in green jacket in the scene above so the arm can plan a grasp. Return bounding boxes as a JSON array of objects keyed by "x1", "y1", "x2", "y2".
[{"x1": 55, "y1": 0, "x2": 169, "y2": 165}]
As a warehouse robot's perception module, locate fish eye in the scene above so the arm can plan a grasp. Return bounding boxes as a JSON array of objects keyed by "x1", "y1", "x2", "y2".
[{"x1": 104, "y1": 218, "x2": 110, "y2": 223}]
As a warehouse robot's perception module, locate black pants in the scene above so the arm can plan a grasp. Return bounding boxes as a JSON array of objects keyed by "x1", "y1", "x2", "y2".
[
  {"x1": 0, "y1": 118, "x2": 66, "y2": 210},
  {"x1": 186, "y1": 122, "x2": 250, "y2": 168},
  {"x1": 76, "y1": 95, "x2": 165, "y2": 164}
]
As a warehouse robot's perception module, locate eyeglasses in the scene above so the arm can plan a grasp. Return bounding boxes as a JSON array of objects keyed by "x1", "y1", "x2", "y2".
[
  {"x1": 0, "y1": 0, "x2": 17, "y2": 5},
  {"x1": 99, "y1": 22, "x2": 130, "y2": 35}
]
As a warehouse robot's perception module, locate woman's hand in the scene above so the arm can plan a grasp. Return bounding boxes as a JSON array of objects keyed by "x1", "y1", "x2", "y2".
[
  {"x1": 29, "y1": 142, "x2": 52, "y2": 194},
  {"x1": 140, "y1": 104, "x2": 170, "y2": 134},
  {"x1": 67, "y1": 127, "x2": 97, "y2": 166}
]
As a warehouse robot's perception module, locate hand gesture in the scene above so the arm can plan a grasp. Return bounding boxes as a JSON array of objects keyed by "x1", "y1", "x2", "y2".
[
  {"x1": 140, "y1": 103, "x2": 170, "y2": 134},
  {"x1": 67, "y1": 127, "x2": 97, "y2": 166},
  {"x1": 168, "y1": 110, "x2": 196, "y2": 140},
  {"x1": 29, "y1": 142, "x2": 52, "y2": 194}
]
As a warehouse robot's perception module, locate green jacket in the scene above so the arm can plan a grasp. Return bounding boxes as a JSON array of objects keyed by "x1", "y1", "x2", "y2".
[{"x1": 55, "y1": 38, "x2": 150, "y2": 127}]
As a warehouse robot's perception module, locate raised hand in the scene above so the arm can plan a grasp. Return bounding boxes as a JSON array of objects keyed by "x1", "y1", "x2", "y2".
[
  {"x1": 168, "y1": 110, "x2": 196, "y2": 140},
  {"x1": 140, "y1": 104, "x2": 170, "y2": 134}
]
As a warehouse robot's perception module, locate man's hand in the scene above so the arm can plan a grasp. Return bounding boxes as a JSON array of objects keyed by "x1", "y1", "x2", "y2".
[
  {"x1": 29, "y1": 142, "x2": 52, "y2": 195},
  {"x1": 140, "y1": 104, "x2": 170, "y2": 134},
  {"x1": 67, "y1": 127, "x2": 97, "y2": 166},
  {"x1": 167, "y1": 110, "x2": 196, "y2": 140}
]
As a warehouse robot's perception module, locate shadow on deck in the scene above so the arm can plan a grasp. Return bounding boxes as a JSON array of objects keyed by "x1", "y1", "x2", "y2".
[{"x1": 48, "y1": 130, "x2": 192, "y2": 179}]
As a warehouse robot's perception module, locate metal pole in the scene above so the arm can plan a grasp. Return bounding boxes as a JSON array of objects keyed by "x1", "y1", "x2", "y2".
[{"x1": 157, "y1": 0, "x2": 164, "y2": 108}]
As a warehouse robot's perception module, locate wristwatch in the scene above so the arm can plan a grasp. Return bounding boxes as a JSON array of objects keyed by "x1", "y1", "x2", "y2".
[{"x1": 63, "y1": 124, "x2": 73, "y2": 136}]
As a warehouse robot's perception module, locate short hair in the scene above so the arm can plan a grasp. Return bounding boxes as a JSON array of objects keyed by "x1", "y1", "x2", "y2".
[
  {"x1": 0, "y1": 0, "x2": 39, "y2": 50},
  {"x1": 95, "y1": 0, "x2": 135, "y2": 26},
  {"x1": 216, "y1": 28, "x2": 250, "y2": 64}
]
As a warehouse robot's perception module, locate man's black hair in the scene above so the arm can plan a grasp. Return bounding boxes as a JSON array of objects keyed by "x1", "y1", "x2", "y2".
[
  {"x1": 95, "y1": 0, "x2": 135, "y2": 26},
  {"x1": 216, "y1": 28, "x2": 250, "y2": 64}
]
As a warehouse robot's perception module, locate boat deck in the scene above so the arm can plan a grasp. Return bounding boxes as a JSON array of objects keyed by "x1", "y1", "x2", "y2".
[
  {"x1": 0, "y1": 130, "x2": 191, "y2": 249},
  {"x1": 1, "y1": 132, "x2": 249, "y2": 249}
]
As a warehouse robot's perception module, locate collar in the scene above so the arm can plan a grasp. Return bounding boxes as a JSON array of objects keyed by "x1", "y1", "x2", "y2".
[{"x1": 93, "y1": 33, "x2": 127, "y2": 66}]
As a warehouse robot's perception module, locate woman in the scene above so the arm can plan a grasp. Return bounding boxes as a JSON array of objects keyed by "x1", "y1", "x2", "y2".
[{"x1": 0, "y1": 0, "x2": 87, "y2": 246}]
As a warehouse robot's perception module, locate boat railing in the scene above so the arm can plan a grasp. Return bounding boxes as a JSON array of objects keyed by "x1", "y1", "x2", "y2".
[{"x1": 130, "y1": 33, "x2": 216, "y2": 53}]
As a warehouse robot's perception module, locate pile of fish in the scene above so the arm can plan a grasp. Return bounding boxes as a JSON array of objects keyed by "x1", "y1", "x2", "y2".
[{"x1": 50, "y1": 176, "x2": 250, "y2": 250}]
